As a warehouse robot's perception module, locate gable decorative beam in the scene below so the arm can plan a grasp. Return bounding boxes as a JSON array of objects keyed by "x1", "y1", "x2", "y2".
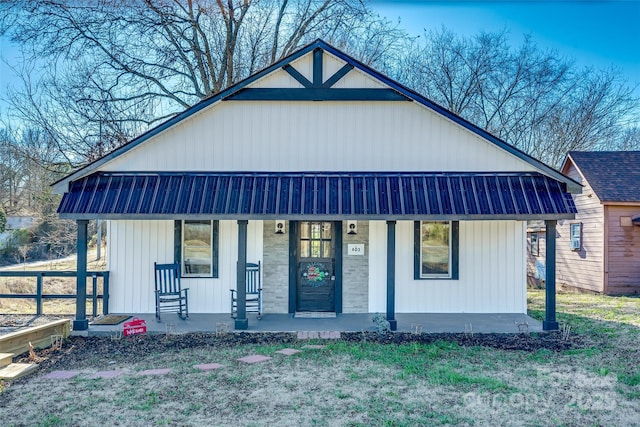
[
  {"x1": 228, "y1": 88, "x2": 408, "y2": 101},
  {"x1": 227, "y1": 48, "x2": 409, "y2": 102}
]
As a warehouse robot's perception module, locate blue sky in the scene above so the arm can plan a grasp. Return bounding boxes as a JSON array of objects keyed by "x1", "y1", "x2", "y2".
[
  {"x1": 1, "y1": 0, "x2": 639, "y2": 113},
  {"x1": 372, "y1": 0, "x2": 640, "y2": 93}
]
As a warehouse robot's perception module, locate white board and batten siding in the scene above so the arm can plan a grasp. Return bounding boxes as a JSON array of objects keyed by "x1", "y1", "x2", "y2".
[
  {"x1": 99, "y1": 52, "x2": 539, "y2": 176},
  {"x1": 369, "y1": 220, "x2": 527, "y2": 314},
  {"x1": 107, "y1": 220, "x2": 263, "y2": 314},
  {"x1": 102, "y1": 101, "x2": 538, "y2": 174}
]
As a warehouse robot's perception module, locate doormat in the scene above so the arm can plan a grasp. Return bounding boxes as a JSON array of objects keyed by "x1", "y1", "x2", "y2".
[
  {"x1": 90, "y1": 315, "x2": 132, "y2": 325},
  {"x1": 295, "y1": 312, "x2": 336, "y2": 319}
]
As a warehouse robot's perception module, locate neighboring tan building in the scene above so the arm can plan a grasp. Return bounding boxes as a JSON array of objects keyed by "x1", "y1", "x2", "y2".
[{"x1": 554, "y1": 151, "x2": 640, "y2": 294}]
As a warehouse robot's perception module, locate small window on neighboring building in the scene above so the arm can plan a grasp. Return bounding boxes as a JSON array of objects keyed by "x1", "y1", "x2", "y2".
[
  {"x1": 570, "y1": 223, "x2": 581, "y2": 251},
  {"x1": 530, "y1": 232, "x2": 539, "y2": 256},
  {"x1": 178, "y1": 220, "x2": 219, "y2": 277},
  {"x1": 414, "y1": 221, "x2": 459, "y2": 280}
]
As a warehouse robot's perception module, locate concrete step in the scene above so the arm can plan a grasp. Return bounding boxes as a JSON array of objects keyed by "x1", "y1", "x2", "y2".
[
  {"x1": 0, "y1": 353, "x2": 13, "y2": 367},
  {"x1": 0, "y1": 363, "x2": 38, "y2": 380}
]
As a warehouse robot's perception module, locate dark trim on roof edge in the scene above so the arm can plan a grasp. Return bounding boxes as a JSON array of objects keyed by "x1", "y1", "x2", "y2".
[{"x1": 53, "y1": 39, "x2": 579, "y2": 193}]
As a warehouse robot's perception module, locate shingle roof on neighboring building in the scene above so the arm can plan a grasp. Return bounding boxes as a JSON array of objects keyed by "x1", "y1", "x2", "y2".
[{"x1": 567, "y1": 151, "x2": 640, "y2": 203}]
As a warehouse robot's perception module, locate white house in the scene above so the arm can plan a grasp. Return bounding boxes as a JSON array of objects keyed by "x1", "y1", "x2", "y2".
[{"x1": 54, "y1": 40, "x2": 578, "y2": 331}]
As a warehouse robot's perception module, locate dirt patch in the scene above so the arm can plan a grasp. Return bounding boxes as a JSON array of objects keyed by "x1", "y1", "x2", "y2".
[
  {"x1": 342, "y1": 331, "x2": 591, "y2": 351},
  {"x1": 11, "y1": 330, "x2": 591, "y2": 373}
]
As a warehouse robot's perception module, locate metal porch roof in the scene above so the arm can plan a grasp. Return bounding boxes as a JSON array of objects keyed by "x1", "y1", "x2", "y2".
[{"x1": 57, "y1": 172, "x2": 576, "y2": 220}]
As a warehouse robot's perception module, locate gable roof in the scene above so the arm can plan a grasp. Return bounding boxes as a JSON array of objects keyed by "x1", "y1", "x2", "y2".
[
  {"x1": 564, "y1": 151, "x2": 640, "y2": 203},
  {"x1": 53, "y1": 39, "x2": 579, "y2": 193}
]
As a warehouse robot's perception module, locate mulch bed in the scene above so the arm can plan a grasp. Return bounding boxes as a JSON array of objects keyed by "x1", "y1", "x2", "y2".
[{"x1": 9, "y1": 330, "x2": 594, "y2": 375}]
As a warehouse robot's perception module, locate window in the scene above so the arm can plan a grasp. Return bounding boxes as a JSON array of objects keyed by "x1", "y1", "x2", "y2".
[
  {"x1": 299, "y1": 222, "x2": 332, "y2": 258},
  {"x1": 530, "y1": 232, "x2": 539, "y2": 256},
  {"x1": 414, "y1": 221, "x2": 459, "y2": 280},
  {"x1": 570, "y1": 223, "x2": 581, "y2": 251},
  {"x1": 176, "y1": 220, "x2": 218, "y2": 277}
]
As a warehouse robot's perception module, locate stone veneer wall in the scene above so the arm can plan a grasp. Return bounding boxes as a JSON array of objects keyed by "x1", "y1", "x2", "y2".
[
  {"x1": 262, "y1": 220, "x2": 290, "y2": 313},
  {"x1": 341, "y1": 221, "x2": 369, "y2": 313},
  {"x1": 262, "y1": 220, "x2": 370, "y2": 314}
]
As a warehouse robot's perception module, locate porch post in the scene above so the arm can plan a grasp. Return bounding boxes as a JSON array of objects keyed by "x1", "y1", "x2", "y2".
[
  {"x1": 235, "y1": 220, "x2": 249, "y2": 330},
  {"x1": 544, "y1": 220, "x2": 559, "y2": 330},
  {"x1": 73, "y1": 219, "x2": 89, "y2": 331},
  {"x1": 386, "y1": 220, "x2": 397, "y2": 331}
]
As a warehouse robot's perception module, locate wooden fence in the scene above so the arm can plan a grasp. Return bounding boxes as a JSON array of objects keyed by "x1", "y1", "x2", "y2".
[{"x1": 0, "y1": 271, "x2": 109, "y2": 316}]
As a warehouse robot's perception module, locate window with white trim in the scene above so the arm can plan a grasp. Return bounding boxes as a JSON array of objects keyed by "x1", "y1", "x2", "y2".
[
  {"x1": 414, "y1": 221, "x2": 459, "y2": 280},
  {"x1": 180, "y1": 220, "x2": 218, "y2": 277},
  {"x1": 569, "y1": 223, "x2": 581, "y2": 251}
]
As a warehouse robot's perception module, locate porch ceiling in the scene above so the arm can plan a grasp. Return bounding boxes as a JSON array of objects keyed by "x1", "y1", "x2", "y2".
[{"x1": 57, "y1": 171, "x2": 576, "y2": 220}]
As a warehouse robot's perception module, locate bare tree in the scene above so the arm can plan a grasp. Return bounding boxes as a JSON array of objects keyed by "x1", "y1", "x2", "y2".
[
  {"x1": 398, "y1": 28, "x2": 640, "y2": 167},
  {"x1": 618, "y1": 127, "x2": 640, "y2": 151},
  {"x1": 0, "y1": 126, "x2": 67, "y2": 211},
  {"x1": 2, "y1": 2, "x2": 637, "y2": 171},
  {"x1": 1, "y1": 0, "x2": 407, "y2": 164}
]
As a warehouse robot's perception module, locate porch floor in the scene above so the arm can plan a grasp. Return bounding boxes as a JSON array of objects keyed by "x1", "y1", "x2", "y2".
[{"x1": 85, "y1": 313, "x2": 542, "y2": 336}]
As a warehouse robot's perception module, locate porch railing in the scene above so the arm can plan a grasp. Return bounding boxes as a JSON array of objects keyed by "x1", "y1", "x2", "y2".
[{"x1": 0, "y1": 271, "x2": 109, "y2": 317}]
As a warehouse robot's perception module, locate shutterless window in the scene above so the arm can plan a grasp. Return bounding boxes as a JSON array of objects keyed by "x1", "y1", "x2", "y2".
[
  {"x1": 182, "y1": 220, "x2": 216, "y2": 277},
  {"x1": 420, "y1": 221, "x2": 452, "y2": 278},
  {"x1": 570, "y1": 223, "x2": 581, "y2": 250},
  {"x1": 530, "y1": 232, "x2": 539, "y2": 256}
]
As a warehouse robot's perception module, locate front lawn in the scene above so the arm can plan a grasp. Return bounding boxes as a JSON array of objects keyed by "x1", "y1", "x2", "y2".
[{"x1": 0, "y1": 290, "x2": 638, "y2": 426}]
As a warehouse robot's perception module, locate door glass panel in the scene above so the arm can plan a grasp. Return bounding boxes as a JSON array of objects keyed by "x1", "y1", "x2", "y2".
[
  {"x1": 300, "y1": 221, "x2": 333, "y2": 259},
  {"x1": 300, "y1": 240, "x2": 310, "y2": 258},
  {"x1": 322, "y1": 242, "x2": 331, "y2": 258},
  {"x1": 300, "y1": 222, "x2": 309, "y2": 239},
  {"x1": 311, "y1": 223, "x2": 321, "y2": 239},
  {"x1": 311, "y1": 240, "x2": 321, "y2": 257},
  {"x1": 322, "y1": 223, "x2": 331, "y2": 239}
]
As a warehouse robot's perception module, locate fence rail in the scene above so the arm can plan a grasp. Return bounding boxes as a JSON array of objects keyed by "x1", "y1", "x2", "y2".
[{"x1": 0, "y1": 271, "x2": 109, "y2": 317}]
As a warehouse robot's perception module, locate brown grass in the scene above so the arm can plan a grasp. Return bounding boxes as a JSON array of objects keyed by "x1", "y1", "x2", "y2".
[{"x1": 0, "y1": 248, "x2": 106, "y2": 315}]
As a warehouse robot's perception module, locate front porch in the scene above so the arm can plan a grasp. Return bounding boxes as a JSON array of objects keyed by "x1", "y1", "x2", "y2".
[{"x1": 84, "y1": 312, "x2": 542, "y2": 336}]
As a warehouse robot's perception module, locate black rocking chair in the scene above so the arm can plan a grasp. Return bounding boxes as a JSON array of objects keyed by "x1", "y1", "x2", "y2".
[
  {"x1": 230, "y1": 262, "x2": 262, "y2": 320},
  {"x1": 154, "y1": 262, "x2": 189, "y2": 321}
]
